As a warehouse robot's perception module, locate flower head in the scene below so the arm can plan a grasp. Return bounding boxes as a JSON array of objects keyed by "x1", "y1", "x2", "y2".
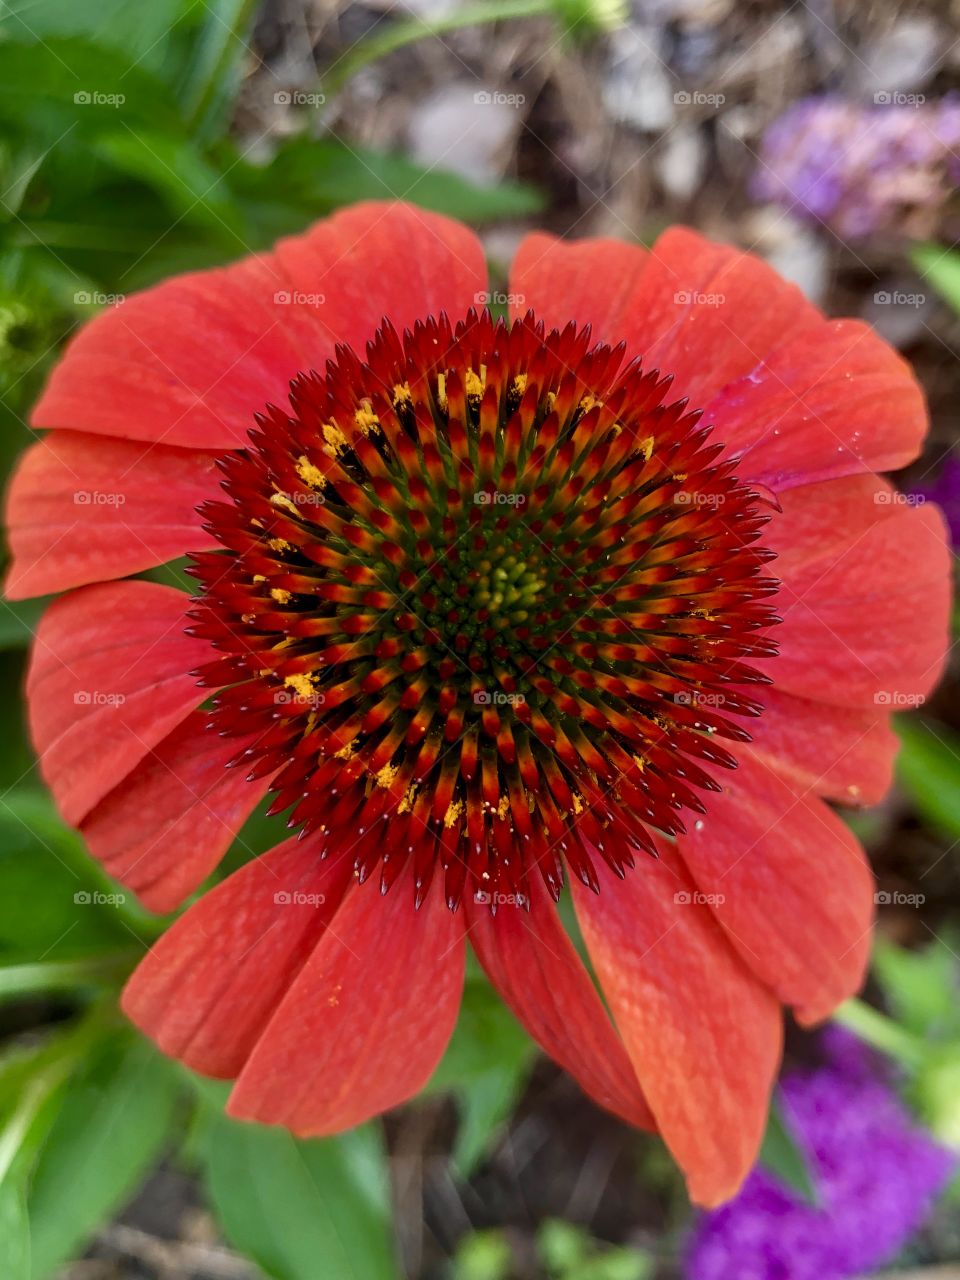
[
  {"x1": 6, "y1": 203, "x2": 950, "y2": 1207},
  {"x1": 686, "y1": 1032, "x2": 955, "y2": 1280}
]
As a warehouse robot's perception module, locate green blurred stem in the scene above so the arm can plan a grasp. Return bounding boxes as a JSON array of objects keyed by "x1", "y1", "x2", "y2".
[
  {"x1": 184, "y1": 0, "x2": 260, "y2": 135},
  {"x1": 322, "y1": 0, "x2": 555, "y2": 98},
  {"x1": 834, "y1": 997, "x2": 926, "y2": 1069},
  {"x1": 0, "y1": 953, "x2": 139, "y2": 1001}
]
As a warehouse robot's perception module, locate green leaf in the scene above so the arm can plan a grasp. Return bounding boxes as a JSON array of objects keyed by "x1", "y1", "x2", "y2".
[
  {"x1": 198, "y1": 1110, "x2": 398, "y2": 1280},
  {"x1": 0, "y1": 599, "x2": 49, "y2": 652},
  {"x1": 0, "y1": 791, "x2": 155, "y2": 963},
  {"x1": 235, "y1": 138, "x2": 544, "y2": 232},
  {"x1": 912, "y1": 243, "x2": 960, "y2": 314},
  {"x1": 0, "y1": 0, "x2": 197, "y2": 70},
  {"x1": 873, "y1": 937, "x2": 960, "y2": 1041},
  {"x1": 427, "y1": 976, "x2": 535, "y2": 1174},
  {"x1": 0, "y1": 1181, "x2": 29, "y2": 1280},
  {"x1": 758, "y1": 1098, "x2": 817, "y2": 1205},
  {"x1": 27, "y1": 1033, "x2": 180, "y2": 1280},
  {"x1": 895, "y1": 716, "x2": 960, "y2": 841}
]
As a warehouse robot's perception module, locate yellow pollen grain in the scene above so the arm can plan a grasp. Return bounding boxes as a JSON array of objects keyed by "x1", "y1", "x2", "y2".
[
  {"x1": 354, "y1": 402, "x2": 380, "y2": 434},
  {"x1": 497, "y1": 795, "x2": 510, "y2": 820},
  {"x1": 435, "y1": 373, "x2": 448, "y2": 411},
  {"x1": 321, "y1": 421, "x2": 348, "y2": 454},
  {"x1": 334, "y1": 739, "x2": 356, "y2": 760},
  {"x1": 512, "y1": 373, "x2": 527, "y2": 398},
  {"x1": 638, "y1": 436, "x2": 654, "y2": 460},
  {"x1": 268, "y1": 537, "x2": 290, "y2": 552},
  {"x1": 284, "y1": 673, "x2": 316, "y2": 699},
  {"x1": 271, "y1": 588, "x2": 292, "y2": 604},
  {"x1": 241, "y1": 612, "x2": 255, "y2": 625},
  {"x1": 253, "y1": 574, "x2": 266, "y2": 583},
  {"x1": 392, "y1": 382, "x2": 412, "y2": 405},
  {"x1": 674, "y1": 472, "x2": 688, "y2": 482},
  {"x1": 632, "y1": 754, "x2": 647, "y2": 772},
  {"x1": 443, "y1": 799, "x2": 464, "y2": 829},
  {"x1": 579, "y1": 394, "x2": 602, "y2": 414},
  {"x1": 543, "y1": 390, "x2": 557, "y2": 413},
  {"x1": 465, "y1": 366, "x2": 485, "y2": 398},
  {"x1": 269, "y1": 491, "x2": 298, "y2": 513},
  {"x1": 375, "y1": 763, "x2": 399, "y2": 789},
  {"x1": 398, "y1": 783, "x2": 418, "y2": 815},
  {"x1": 296, "y1": 455, "x2": 327, "y2": 489},
  {"x1": 571, "y1": 793, "x2": 584, "y2": 815}
]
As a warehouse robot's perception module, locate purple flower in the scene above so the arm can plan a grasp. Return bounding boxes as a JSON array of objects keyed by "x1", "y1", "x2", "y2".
[
  {"x1": 753, "y1": 95, "x2": 960, "y2": 241},
  {"x1": 910, "y1": 454, "x2": 960, "y2": 548},
  {"x1": 685, "y1": 1034, "x2": 954, "y2": 1280}
]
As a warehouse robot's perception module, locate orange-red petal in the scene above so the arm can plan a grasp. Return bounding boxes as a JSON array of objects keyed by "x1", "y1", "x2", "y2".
[
  {"x1": 572, "y1": 846, "x2": 782, "y2": 1207},
  {"x1": 33, "y1": 203, "x2": 487, "y2": 451},
  {"x1": 465, "y1": 875, "x2": 655, "y2": 1129},
  {"x1": 509, "y1": 229, "x2": 926, "y2": 489},
  {"x1": 678, "y1": 749, "x2": 875, "y2": 1026},
  {"x1": 122, "y1": 835, "x2": 355, "y2": 1076},
  {"x1": 227, "y1": 876, "x2": 464, "y2": 1135},
  {"x1": 4, "y1": 431, "x2": 219, "y2": 599},
  {"x1": 26, "y1": 582, "x2": 207, "y2": 826},
  {"x1": 758, "y1": 476, "x2": 951, "y2": 707},
  {"x1": 81, "y1": 712, "x2": 274, "y2": 913}
]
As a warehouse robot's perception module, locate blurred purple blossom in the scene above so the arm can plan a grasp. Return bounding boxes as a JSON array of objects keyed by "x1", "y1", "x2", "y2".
[
  {"x1": 685, "y1": 1030, "x2": 954, "y2": 1280},
  {"x1": 753, "y1": 95, "x2": 960, "y2": 241},
  {"x1": 910, "y1": 454, "x2": 960, "y2": 547}
]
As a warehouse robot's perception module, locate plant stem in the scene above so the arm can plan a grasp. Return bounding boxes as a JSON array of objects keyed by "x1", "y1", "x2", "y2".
[
  {"x1": 0, "y1": 952, "x2": 139, "y2": 1001},
  {"x1": 321, "y1": 0, "x2": 556, "y2": 99},
  {"x1": 834, "y1": 996, "x2": 926, "y2": 1069}
]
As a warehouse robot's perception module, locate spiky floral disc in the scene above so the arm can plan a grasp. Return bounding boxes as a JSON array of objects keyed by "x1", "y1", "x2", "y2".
[{"x1": 189, "y1": 310, "x2": 780, "y2": 910}]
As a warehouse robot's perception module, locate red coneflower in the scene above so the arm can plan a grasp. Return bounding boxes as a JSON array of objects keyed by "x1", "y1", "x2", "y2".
[{"x1": 6, "y1": 202, "x2": 949, "y2": 1205}]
